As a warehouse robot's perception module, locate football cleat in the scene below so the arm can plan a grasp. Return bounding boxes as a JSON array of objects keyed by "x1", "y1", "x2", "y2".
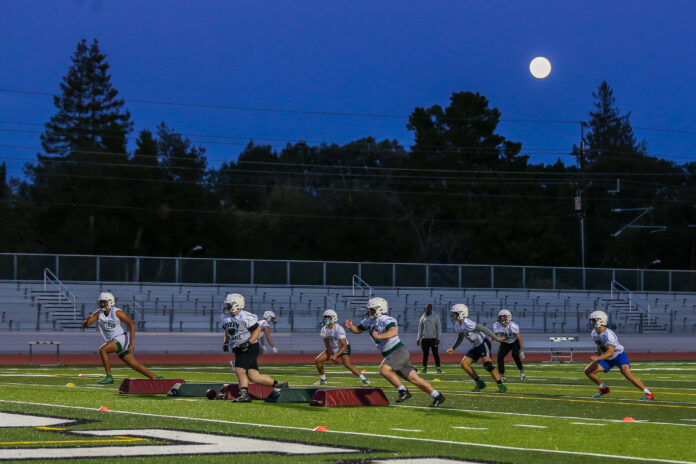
[
  {"x1": 520, "y1": 372, "x2": 526, "y2": 382},
  {"x1": 501, "y1": 375, "x2": 506, "y2": 383},
  {"x1": 314, "y1": 379, "x2": 328, "y2": 386},
  {"x1": 422, "y1": 367, "x2": 427, "y2": 374},
  {"x1": 396, "y1": 389, "x2": 412, "y2": 403},
  {"x1": 436, "y1": 367, "x2": 442, "y2": 374},
  {"x1": 430, "y1": 394, "x2": 446, "y2": 408},
  {"x1": 592, "y1": 386, "x2": 611, "y2": 398},
  {"x1": 497, "y1": 384, "x2": 507, "y2": 393},
  {"x1": 471, "y1": 379, "x2": 486, "y2": 392},
  {"x1": 640, "y1": 392, "x2": 655, "y2": 401},
  {"x1": 97, "y1": 374, "x2": 114, "y2": 385},
  {"x1": 362, "y1": 378, "x2": 370, "y2": 386},
  {"x1": 273, "y1": 381, "x2": 289, "y2": 390},
  {"x1": 231, "y1": 391, "x2": 252, "y2": 403}
]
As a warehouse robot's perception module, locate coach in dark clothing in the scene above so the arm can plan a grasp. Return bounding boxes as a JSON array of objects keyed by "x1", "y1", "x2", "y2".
[{"x1": 416, "y1": 304, "x2": 442, "y2": 373}]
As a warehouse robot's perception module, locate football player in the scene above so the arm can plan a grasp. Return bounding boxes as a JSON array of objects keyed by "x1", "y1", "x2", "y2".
[
  {"x1": 446, "y1": 304, "x2": 508, "y2": 393},
  {"x1": 314, "y1": 309, "x2": 369, "y2": 386},
  {"x1": 257, "y1": 310, "x2": 278, "y2": 354},
  {"x1": 492, "y1": 309, "x2": 526, "y2": 382},
  {"x1": 221, "y1": 293, "x2": 288, "y2": 402},
  {"x1": 345, "y1": 297, "x2": 446, "y2": 407},
  {"x1": 584, "y1": 311, "x2": 654, "y2": 400},
  {"x1": 81, "y1": 292, "x2": 159, "y2": 384}
]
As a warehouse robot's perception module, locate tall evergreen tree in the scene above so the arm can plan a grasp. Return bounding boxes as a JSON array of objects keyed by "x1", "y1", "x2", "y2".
[
  {"x1": 40, "y1": 38, "x2": 132, "y2": 155},
  {"x1": 575, "y1": 81, "x2": 646, "y2": 167}
]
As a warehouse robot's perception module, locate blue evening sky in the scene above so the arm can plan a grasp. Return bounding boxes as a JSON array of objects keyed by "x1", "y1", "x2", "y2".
[{"x1": 2, "y1": 1, "x2": 695, "y2": 179}]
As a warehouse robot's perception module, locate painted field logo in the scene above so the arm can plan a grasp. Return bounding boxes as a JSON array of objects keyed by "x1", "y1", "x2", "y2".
[{"x1": 0, "y1": 412, "x2": 356, "y2": 460}]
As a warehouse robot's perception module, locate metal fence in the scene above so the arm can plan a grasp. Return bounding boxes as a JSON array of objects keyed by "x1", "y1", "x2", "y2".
[{"x1": 1, "y1": 252, "x2": 695, "y2": 292}]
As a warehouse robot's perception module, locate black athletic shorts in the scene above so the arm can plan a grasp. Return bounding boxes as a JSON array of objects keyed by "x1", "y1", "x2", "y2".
[{"x1": 233, "y1": 341, "x2": 260, "y2": 371}]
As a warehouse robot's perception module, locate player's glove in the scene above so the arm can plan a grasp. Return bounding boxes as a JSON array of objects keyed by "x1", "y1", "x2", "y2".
[
  {"x1": 238, "y1": 341, "x2": 250, "y2": 352},
  {"x1": 222, "y1": 343, "x2": 229, "y2": 352},
  {"x1": 520, "y1": 351, "x2": 525, "y2": 360}
]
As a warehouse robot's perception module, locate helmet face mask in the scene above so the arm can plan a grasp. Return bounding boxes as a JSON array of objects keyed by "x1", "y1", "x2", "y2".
[
  {"x1": 97, "y1": 292, "x2": 115, "y2": 313},
  {"x1": 498, "y1": 309, "x2": 512, "y2": 324},
  {"x1": 322, "y1": 309, "x2": 338, "y2": 325},
  {"x1": 450, "y1": 304, "x2": 468, "y2": 322},
  {"x1": 263, "y1": 311, "x2": 276, "y2": 323},
  {"x1": 223, "y1": 293, "x2": 245, "y2": 315},
  {"x1": 366, "y1": 297, "x2": 388, "y2": 319}
]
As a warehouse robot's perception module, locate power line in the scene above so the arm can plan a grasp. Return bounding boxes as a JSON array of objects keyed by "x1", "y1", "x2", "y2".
[
  {"x1": 1, "y1": 144, "x2": 692, "y2": 176},
  {"x1": 11, "y1": 170, "x2": 696, "y2": 205},
  {"x1": 0, "y1": 198, "x2": 584, "y2": 226},
  {"x1": 2, "y1": 155, "x2": 694, "y2": 196}
]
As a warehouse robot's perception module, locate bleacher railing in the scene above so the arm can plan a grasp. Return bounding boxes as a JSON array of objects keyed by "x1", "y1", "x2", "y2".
[
  {"x1": 42, "y1": 267, "x2": 77, "y2": 319},
  {"x1": 2, "y1": 252, "x2": 696, "y2": 292}
]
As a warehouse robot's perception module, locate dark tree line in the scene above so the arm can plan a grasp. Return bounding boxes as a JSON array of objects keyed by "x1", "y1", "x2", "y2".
[{"x1": 2, "y1": 39, "x2": 696, "y2": 269}]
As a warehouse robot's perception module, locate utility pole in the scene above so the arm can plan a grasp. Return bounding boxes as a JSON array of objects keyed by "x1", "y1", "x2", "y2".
[{"x1": 575, "y1": 122, "x2": 587, "y2": 288}]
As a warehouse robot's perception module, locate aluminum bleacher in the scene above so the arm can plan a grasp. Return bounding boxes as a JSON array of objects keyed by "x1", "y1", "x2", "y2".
[{"x1": 2, "y1": 281, "x2": 696, "y2": 333}]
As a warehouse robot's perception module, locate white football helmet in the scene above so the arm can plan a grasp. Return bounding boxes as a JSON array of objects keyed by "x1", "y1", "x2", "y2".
[
  {"x1": 498, "y1": 309, "x2": 512, "y2": 324},
  {"x1": 263, "y1": 310, "x2": 276, "y2": 323},
  {"x1": 366, "y1": 297, "x2": 388, "y2": 319},
  {"x1": 589, "y1": 310, "x2": 608, "y2": 329},
  {"x1": 223, "y1": 293, "x2": 245, "y2": 314},
  {"x1": 322, "y1": 309, "x2": 338, "y2": 325},
  {"x1": 97, "y1": 292, "x2": 115, "y2": 312},
  {"x1": 450, "y1": 304, "x2": 468, "y2": 322}
]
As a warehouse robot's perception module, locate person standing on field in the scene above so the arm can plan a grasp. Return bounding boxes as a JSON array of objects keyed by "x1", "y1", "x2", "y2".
[{"x1": 416, "y1": 304, "x2": 442, "y2": 374}]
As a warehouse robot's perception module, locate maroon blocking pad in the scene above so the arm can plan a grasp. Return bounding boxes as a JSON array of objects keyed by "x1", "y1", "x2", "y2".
[
  {"x1": 309, "y1": 388, "x2": 390, "y2": 407},
  {"x1": 118, "y1": 378, "x2": 185, "y2": 394},
  {"x1": 219, "y1": 383, "x2": 275, "y2": 400}
]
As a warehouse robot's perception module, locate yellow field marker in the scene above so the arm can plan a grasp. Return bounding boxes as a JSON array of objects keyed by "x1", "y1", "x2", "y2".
[{"x1": 35, "y1": 427, "x2": 66, "y2": 430}]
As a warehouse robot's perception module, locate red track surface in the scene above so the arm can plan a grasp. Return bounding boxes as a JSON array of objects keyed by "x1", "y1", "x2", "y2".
[{"x1": 2, "y1": 352, "x2": 695, "y2": 366}]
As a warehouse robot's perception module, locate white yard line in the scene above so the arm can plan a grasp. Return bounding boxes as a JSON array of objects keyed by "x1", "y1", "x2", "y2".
[
  {"x1": 514, "y1": 424, "x2": 547, "y2": 429},
  {"x1": 451, "y1": 426, "x2": 488, "y2": 430},
  {"x1": 396, "y1": 404, "x2": 696, "y2": 428},
  {"x1": 571, "y1": 422, "x2": 605, "y2": 426},
  {"x1": 0, "y1": 400, "x2": 694, "y2": 464},
  {"x1": 390, "y1": 428, "x2": 421, "y2": 432}
]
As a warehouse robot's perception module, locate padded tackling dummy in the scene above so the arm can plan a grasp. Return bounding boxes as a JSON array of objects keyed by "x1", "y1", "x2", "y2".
[
  {"x1": 167, "y1": 383, "x2": 228, "y2": 397},
  {"x1": 265, "y1": 388, "x2": 318, "y2": 403},
  {"x1": 309, "y1": 388, "x2": 389, "y2": 407},
  {"x1": 118, "y1": 378, "x2": 185, "y2": 394},
  {"x1": 219, "y1": 383, "x2": 275, "y2": 400}
]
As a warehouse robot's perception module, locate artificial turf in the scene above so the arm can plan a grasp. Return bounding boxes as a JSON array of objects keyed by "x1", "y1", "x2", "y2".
[{"x1": 0, "y1": 361, "x2": 694, "y2": 463}]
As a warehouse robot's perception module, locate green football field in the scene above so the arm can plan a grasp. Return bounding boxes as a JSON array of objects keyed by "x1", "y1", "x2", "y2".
[{"x1": 1, "y1": 361, "x2": 695, "y2": 463}]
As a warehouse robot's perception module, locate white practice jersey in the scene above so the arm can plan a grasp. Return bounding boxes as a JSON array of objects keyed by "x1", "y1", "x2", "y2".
[
  {"x1": 592, "y1": 328, "x2": 624, "y2": 359},
  {"x1": 321, "y1": 324, "x2": 349, "y2": 352},
  {"x1": 97, "y1": 307, "x2": 126, "y2": 342},
  {"x1": 493, "y1": 321, "x2": 520, "y2": 344},
  {"x1": 454, "y1": 318, "x2": 486, "y2": 347},
  {"x1": 258, "y1": 319, "x2": 270, "y2": 341},
  {"x1": 221, "y1": 310, "x2": 259, "y2": 349},
  {"x1": 359, "y1": 315, "x2": 402, "y2": 355}
]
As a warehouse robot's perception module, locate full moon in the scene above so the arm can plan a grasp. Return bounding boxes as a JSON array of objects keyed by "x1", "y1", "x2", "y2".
[{"x1": 529, "y1": 57, "x2": 551, "y2": 79}]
